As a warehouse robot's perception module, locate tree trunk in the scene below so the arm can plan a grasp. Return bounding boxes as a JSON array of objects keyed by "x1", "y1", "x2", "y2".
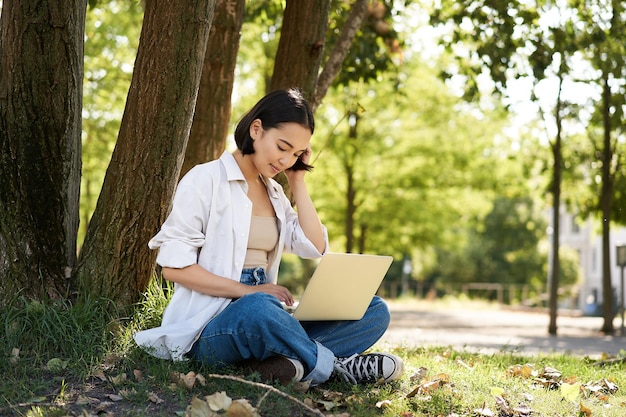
[
  {"x1": 180, "y1": 0, "x2": 245, "y2": 178},
  {"x1": 74, "y1": 0, "x2": 216, "y2": 306},
  {"x1": 269, "y1": 0, "x2": 330, "y2": 99},
  {"x1": 547, "y1": 77, "x2": 564, "y2": 336},
  {"x1": 600, "y1": 74, "x2": 615, "y2": 334},
  {"x1": 0, "y1": 0, "x2": 85, "y2": 302}
]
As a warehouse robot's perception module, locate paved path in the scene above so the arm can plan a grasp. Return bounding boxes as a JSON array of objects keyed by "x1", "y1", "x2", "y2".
[{"x1": 379, "y1": 300, "x2": 625, "y2": 358}]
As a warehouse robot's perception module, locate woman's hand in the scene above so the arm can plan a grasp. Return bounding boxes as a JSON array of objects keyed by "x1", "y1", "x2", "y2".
[
  {"x1": 247, "y1": 283, "x2": 295, "y2": 306},
  {"x1": 284, "y1": 146, "x2": 311, "y2": 185}
]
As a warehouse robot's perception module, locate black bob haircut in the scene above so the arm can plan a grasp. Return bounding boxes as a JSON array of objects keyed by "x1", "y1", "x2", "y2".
[{"x1": 233, "y1": 88, "x2": 315, "y2": 172}]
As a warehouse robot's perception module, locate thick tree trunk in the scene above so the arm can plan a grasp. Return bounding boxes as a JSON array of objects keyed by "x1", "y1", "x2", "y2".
[
  {"x1": 270, "y1": 0, "x2": 330, "y2": 99},
  {"x1": 180, "y1": 0, "x2": 245, "y2": 178},
  {"x1": 74, "y1": 0, "x2": 216, "y2": 305},
  {"x1": 0, "y1": 0, "x2": 85, "y2": 302}
]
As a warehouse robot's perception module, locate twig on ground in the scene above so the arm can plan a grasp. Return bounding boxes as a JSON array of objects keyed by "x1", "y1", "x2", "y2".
[
  {"x1": 594, "y1": 356, "x2": 626, "y2": 367},
  {"x1": 206, "y1": 373, "x2": 325, "y2": 417}
]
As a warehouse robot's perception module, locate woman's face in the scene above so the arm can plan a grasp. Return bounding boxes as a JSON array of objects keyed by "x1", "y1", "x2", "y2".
[{"x1": 249, "y1": 119, "x2": 311, "y2": 178}]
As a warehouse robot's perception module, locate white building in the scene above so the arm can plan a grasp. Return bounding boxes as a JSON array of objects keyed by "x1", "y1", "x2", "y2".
[{"x1": 557, "y1": 209, "x2": 626, "y2": 315}]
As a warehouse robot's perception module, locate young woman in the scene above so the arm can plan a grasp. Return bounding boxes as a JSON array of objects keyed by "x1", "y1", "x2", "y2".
[{"x1": 134, "y1": 89, "x2": 403, "y2": 385}]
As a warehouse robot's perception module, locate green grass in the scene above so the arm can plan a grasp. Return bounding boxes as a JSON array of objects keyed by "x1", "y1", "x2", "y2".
[{"x1": 1, "y1": 283, "x2": 625, "y2": 416}]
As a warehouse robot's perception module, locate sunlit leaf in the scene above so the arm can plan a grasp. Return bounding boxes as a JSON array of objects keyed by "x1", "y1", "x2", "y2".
[
  {"x1": 185, "y1": 396, "x2": 216, "y2": 417},
  {"x1": 205, "y1": 391, "x2": 232, "y2": 412},
  {"x1": 226, "y1": 399, "x2": 260, "y2": 417},
  {"x1": 376, "y1": 399, "x2": 392, "y2": 408},
  {"x1": 560, "y1": 382, "x2": 581, "y2": 402}
]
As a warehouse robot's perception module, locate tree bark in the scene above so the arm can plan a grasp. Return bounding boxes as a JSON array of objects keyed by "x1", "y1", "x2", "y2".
[
  {"x1": 269, "y1": 0, "x2": 330, "y2": 99},
  {"x1": 0, "y1": 0, "x2": 85, "y2": 302},
  {"x1": 74, "y1": 0, "x2": 216, "y2": 305},
  {"x1": 547, "y1": 78, "x2": 563, "y2": 336},
  {"x1": 180, "y1": 0, "x2": 245, "y2": 178},
  {"x1": 600, "y1": 74, "x2": 615, "y2": 334}
]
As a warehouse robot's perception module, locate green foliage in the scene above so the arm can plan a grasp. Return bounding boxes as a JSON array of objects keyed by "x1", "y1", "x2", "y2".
[
  {"x1": 326, "y1": 0, "x2": 405, "y2": 86},
  {"x1": 429, "y1": 196, "x2": 548, "y2": 288},
  {"x1": 311, "y1": 55, "x2": 514, "y2": 262}
]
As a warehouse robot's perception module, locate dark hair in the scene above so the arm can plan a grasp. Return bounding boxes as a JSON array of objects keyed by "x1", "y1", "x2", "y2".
[{"x1": 234, "y1": 88, "x2": 315, "y2": 171}]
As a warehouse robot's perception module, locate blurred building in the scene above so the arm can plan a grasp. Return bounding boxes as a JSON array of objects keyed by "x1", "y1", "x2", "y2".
[{"x1": 556, "y1": 208, "x2": 626, "y2": 315}]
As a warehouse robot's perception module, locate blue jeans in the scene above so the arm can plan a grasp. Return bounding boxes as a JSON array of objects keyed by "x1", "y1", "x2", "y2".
[{"x1": 188, "y1": 267, "x2": 390, "y2": 385}]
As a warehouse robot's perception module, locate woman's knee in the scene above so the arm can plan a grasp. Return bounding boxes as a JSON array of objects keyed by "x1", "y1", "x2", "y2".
[
  {"x1": 369, "y1": 296, "x2": 391, "y2": 327},
  {"x1": 235, "y1": 292, "x2": 283, "y2": 317}
]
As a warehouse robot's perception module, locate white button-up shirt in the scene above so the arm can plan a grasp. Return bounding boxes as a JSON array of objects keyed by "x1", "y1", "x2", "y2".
[{"x1": 134, "y1": 151, "x2": 328, "y2": 360}]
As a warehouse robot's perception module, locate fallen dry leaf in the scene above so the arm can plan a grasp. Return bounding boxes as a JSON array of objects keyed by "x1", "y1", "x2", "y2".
[
  {"x1": 109, "y1": 373, "x2": 127, "y2": 385},
  {"x1": 205, "y1": 391, "x2": 232, "y2": 412},
  {"x1": 10, "y1": 348, "x2": 20, "y2": 364},
  {"x1": 133, "y1": 369, "x2": 143, "y2": 381},
  {"x1": 375, "y1": 399, "x2": 392, "y2": 408},
  {"x1": 147, "y1": 391, "x2": 164, "y2": 404},
  {"x1": 196, "y1": 373, "x2": 207, "y2": 386},
  {"x1": 186, "y1": 396, "x2": 217, "y2": 417},
  {"x1": 75, "y1": 395, "x2": 99, "y2": 406},
  {"x1": 506, "y1": 364, "x2": 535, "y2": 378},
  {"x1": 579, "y1": 402, "x2": 592, "y2": 417},
  {"x1": 226, "y1": 399, "x2": 260, "y2": 417},
  {"x1": 410, "y1": 367, "x2": 429, "y2": 384},
  {"x1": 407, "y1": 373, "x2": 451, "y2": 397}
]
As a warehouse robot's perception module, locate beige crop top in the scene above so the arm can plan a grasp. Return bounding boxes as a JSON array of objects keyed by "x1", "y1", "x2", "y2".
[{"x1": 243, "y1": 216, "x2": 279, "y2": 269}]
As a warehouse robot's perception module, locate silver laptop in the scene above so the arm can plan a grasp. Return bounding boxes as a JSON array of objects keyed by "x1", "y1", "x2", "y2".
[{"x1": 288, "y1": 252, "x2": 393, "y2": 321}]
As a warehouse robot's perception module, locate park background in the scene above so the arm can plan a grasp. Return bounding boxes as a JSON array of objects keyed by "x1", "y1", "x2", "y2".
[{"x1": 1, "y1": 0, "x2": 626, "y2": 336}]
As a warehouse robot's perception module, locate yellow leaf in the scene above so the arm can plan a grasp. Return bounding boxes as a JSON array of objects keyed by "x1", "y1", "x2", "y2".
[
  {"x1": 490, "y1": 387, "x2": 505, "y2": 397},
  {"x1": 183, "y1": 371, "x2": 197, "y2": 390},
  {"x1": 205, "y1": 391, "x2": 232, "y2": 412},
  {"x1": 560, "y1": 382, "x2": 581, "y2": 402},
  {"x1": 226, "y1": 399, "x2": 260, "y2": 417},
  {"x1": 185, "y1": 396, "x2": 216, "y2": 417}
]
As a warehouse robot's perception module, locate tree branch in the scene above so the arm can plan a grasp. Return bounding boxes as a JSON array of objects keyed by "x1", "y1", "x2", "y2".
[
  {"x1": 206, "y1": 373, "x2": 325, "y2": 417},
  {"x1": 312, "y1": 0, "x2": 369, "y2": 112}
]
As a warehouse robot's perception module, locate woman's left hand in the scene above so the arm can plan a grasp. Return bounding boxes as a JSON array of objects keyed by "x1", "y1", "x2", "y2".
[{"x1": 284, "y1": 146, "x2": 311, "y2": 185}]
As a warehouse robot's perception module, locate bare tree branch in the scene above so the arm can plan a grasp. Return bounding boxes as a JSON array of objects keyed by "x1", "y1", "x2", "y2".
[{"x1": 312, "y1": 0, "x2": 369, "y2": 112}]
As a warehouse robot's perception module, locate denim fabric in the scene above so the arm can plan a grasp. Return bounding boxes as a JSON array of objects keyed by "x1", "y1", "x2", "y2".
[{"x1": 188, "y1": 267, "x2": 390, "y2": 385}]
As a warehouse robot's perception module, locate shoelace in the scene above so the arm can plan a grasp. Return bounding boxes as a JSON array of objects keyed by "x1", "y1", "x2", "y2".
[{"x1": 333, "y1": 354, "x2": 380, "y2": 384}]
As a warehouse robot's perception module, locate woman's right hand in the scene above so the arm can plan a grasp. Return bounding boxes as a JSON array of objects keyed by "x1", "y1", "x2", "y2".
[{"x1": 247, "y1": 283, "x2": 295, "y2": 306}]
